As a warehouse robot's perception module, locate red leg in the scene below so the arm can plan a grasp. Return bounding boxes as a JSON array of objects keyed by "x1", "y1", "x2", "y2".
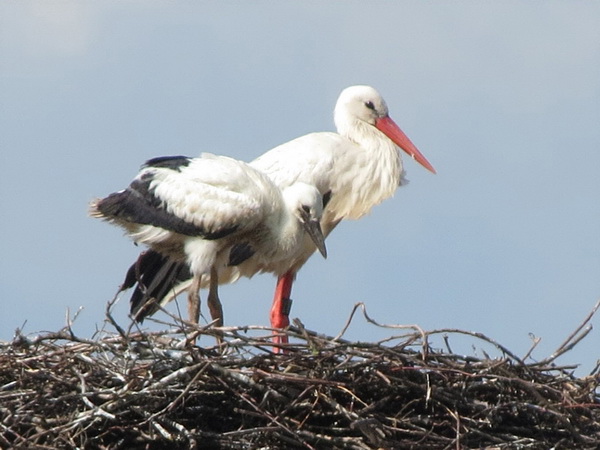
[{"x1": 270, "y1": 271, "x2": 295, "y2": 351}]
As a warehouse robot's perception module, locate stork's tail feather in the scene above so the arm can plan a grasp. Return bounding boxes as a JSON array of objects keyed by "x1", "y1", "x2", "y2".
[
  {"x1": 88, "y1": 198, "x2": 106, "y2": 219},
  {"x1": 122, "y1": 250, "x2": 191, "y2": 322}
]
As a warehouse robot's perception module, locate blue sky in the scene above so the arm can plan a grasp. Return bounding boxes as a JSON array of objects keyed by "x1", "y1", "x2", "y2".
[{"x1": 1, "y1": 2, "x2": 599, "y2": 373}]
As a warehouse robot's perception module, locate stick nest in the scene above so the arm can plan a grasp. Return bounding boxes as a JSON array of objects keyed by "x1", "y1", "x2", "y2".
[{"x1": 2, "y1": 302, "x2": 600, "y2": 449}]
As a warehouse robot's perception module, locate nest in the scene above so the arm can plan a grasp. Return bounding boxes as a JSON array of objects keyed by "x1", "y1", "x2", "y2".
[{"x1": 2, "y1": 300, "x2": 600, "y2": 449}]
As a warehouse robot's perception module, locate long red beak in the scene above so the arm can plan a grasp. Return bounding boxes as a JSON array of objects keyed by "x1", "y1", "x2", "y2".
[{"x1": 375, "y1": 116, "x2": 436, "y2": 174}]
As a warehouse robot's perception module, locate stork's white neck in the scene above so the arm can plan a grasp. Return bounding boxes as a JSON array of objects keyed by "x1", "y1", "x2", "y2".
[
  {"x1": 254, "y1": 204, "x2": 301, "y2": 271},
  {"x1": 326, "y1": 117, "x2": 406, "y2": 223},
  {"x1": 347, "y1": 117, "x2": 404, "y2": 175}
]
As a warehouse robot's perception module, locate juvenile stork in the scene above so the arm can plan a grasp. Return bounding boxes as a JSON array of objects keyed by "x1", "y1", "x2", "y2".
[{"x1": 91, "y1": 153, "x2": 327, "y2": 329}]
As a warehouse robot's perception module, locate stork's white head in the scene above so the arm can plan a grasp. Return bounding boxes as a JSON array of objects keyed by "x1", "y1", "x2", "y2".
[
  {"x1": 334, "y1": 85, "x2": 389, "y2": 130},
  {"x1": 333, "y1": 85, "x2": 436, "y2": 174},
  {"x1": 282, "y1": 183, "x2": 327, "y2": 258}
]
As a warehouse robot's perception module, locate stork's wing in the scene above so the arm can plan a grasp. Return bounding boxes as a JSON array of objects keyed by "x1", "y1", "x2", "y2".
[{"x1": 91, "y1": 154, "x2": 274, "y2": 240}]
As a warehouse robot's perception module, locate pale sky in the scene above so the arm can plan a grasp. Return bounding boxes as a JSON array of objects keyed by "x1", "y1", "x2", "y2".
[{"x1": 1, "y1": 2, "x2": 599, "y2": 374}]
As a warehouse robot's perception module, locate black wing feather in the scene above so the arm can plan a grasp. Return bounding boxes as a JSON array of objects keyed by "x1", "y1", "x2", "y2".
[
  {"x1": 322, "y1": 190, "x2": 333, "y2": 209},
  {"x1": 96, "y1": 172, "x2": 238, "y2": 239},
  {"x1": 124, "y1": 250, "x2": 191, "y2": 322},
  {"x1": 228, "y1": 242, "x2": 256, "y2": 266},
  {"x1": 143, "y1": 155, "x2": 192, "y2": 171}
]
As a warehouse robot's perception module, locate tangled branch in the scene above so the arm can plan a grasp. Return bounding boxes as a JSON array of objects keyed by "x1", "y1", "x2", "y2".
[{"x1": 1, "y1": 300, "x2": 599, "y2": 449}]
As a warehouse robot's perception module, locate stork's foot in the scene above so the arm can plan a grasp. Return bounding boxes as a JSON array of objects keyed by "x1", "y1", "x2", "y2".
[{"x1": 272, "y1": 331, "x2": 290, "y2": 352}]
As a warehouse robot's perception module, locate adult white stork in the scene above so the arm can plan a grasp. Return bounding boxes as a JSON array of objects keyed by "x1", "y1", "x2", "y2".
[
  {"x1": 245, "y1": 85, "x2": 435, "y2": 341},
  {"x1": 90, "y1": 153, "x2": 327, "y2": 329},
  {"x1": 121, "y1": 85, "x2": 435, "y2": 348}
]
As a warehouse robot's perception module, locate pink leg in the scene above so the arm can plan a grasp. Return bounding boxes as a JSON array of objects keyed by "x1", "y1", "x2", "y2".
[{"x1": 270, "y1": 271, "x2": 295, "y2": 351}]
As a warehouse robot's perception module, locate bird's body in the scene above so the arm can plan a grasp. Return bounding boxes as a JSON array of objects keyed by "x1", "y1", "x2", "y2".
[{"x1": 91, "y1": 153, "x2": 326, "y2": 325}]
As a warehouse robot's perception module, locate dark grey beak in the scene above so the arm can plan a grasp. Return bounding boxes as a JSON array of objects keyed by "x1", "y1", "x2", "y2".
[
  {"x1": 305, "y1": 218, "x2": 327, "y2": 258},
  {"x1": 299, "y1": 209, "x2": 327, "y2": 259}
]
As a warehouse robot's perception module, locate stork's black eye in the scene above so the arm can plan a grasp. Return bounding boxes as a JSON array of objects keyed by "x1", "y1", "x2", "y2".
[
  {"x1": 301, "y1": 205, "x2": 311, "y2": 214},
  {"x1": 365, "y1": 101, "x2": 375, "y2": 110}
]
